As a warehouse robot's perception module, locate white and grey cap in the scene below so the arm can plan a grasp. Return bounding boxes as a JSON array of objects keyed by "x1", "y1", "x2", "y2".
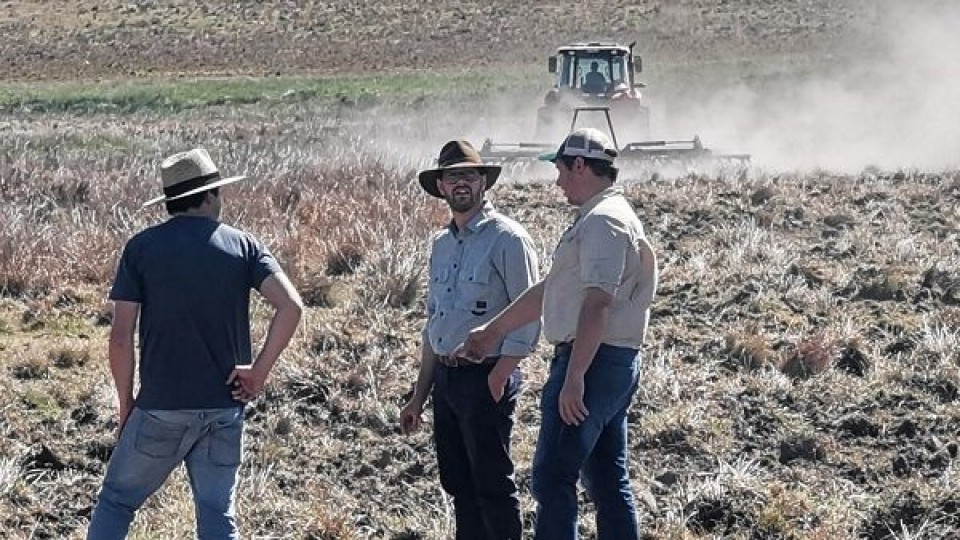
[{"x1": 538, "y1": 128, "x2": 619, "y2": 163}]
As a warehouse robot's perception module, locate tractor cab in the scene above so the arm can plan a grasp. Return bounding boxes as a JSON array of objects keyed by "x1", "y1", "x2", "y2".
[
  {"x1": 538, "y1": 40, "x2": 650, "y2": 140},
  {"x1": 547, "y1": 42, "x2": 643, "y2": 97}
]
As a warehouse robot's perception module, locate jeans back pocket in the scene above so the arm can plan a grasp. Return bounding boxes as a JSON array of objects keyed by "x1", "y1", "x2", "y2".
[
  {"x1": 208, "y1": 412, "x2": 244, "y2": 466},
  {"x1": 134, "y1": 411, "x2": 188, "y2": 459}
]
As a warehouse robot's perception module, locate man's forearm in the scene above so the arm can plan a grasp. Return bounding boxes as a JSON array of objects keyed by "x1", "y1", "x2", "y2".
[
  {"x1": 253, "y1": 303, "x2": 302, "y2": 377},
  {"x1": 566, "y1": 289, "x2": 612, "y2": 378},
  {"x1": 108, "y1": 301, "x2": 140, "y2": 409},
  {"x1": 411, "y1": 345, "x2": 439, "y2": 404},
  {"x1": 491, "y1": 355, "x2": 522, "y2": 379},
  {"x1": 488, "y1": 281, "x2": 545, "y2": 337},
  {"x1": 108, "y1": 337, "x2": 136, "y2": 407}
]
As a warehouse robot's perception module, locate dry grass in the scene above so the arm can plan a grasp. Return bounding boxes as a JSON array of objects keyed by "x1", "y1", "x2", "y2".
[
  {"x1": 1, "y1": 1, "x2": 959, "y2": 539},
  {"x1": 2, "y1": 114, "x2": 959, "y2": 538}
]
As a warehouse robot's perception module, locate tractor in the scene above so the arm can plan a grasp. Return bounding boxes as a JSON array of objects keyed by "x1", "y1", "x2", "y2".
[
  {"x1": 536, "y1": 41, "x2": 650, "y2": 141},
  {"x1": 477, "y1": 40, "x2": 749, "y2": 172}
]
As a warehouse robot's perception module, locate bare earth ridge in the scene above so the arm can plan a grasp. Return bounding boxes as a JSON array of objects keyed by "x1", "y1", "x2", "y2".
[{"x1": 1, "y1": 0, "x2": 879, "y2": 81}]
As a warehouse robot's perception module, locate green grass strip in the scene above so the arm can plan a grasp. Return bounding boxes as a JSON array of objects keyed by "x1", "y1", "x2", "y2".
[{"x1": 0, "y1": 68, "x2": 543, "y2": 114}]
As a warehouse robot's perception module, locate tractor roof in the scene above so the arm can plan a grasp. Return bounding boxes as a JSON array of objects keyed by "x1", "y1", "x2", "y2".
[{"x1": 556, "y1": 42, "x2": 631, "y2": 54}]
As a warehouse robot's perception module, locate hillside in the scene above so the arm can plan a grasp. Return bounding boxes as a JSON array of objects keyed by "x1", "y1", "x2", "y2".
[{"x1": 1, "y1": 0, "x2": 881, "y2": 81}]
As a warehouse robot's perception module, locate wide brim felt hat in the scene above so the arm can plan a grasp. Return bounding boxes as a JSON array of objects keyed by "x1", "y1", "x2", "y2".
[
  {"x1": 143, "y1": 148, "x2": 249, "y2": 207},
  {"x1": 417, "y1": 140, "x2": 501, "y2": 198}
]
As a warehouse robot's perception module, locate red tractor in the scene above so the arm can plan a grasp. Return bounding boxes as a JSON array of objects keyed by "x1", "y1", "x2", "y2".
[
  {"x1": 477, "y1": 41, "x2": 748, "y2": 169},
  {"x1": 536, "y1": 41, "x2": 650, "y2": 141}
]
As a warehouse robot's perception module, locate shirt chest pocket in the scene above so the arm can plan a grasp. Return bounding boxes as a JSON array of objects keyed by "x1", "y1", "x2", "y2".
[
  {"x1": 455, "y1": 265, "x2": 492, "y2": 316},
  {"x1": 427, "y1": 268, "x2": 451, "y2": 313},
  {"x1": 551, "y1": 232, "x2": 579, "y2": 271}
]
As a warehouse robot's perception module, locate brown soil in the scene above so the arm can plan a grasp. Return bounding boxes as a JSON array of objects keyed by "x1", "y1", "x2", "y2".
[{"x1": 2, "y1": 0, "x2": 881, "y2": 81}]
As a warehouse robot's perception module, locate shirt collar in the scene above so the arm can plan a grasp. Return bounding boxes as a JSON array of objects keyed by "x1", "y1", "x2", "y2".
[
  {"x1": 448, "y1": 200, "x2": 497, "y2": 235},
  {"x1": 170, "y1": 214, "x2": 217, "y2": 223},
  {"x1": 575, "y1": 186, "x2": 623, "y2": 219}
]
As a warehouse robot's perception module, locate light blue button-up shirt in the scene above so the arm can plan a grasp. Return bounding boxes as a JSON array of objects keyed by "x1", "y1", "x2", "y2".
[{"x1": 425, "y1": 201, "x2": 541, "y2": 357}]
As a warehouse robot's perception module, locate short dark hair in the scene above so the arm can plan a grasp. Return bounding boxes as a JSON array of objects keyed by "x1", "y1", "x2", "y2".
[
  {"x1": 165, "y1": 187, "x2": 219, "y2": 215},
  {"x1": 558, "y1": 155, "x2": 618, "y2": 182}
]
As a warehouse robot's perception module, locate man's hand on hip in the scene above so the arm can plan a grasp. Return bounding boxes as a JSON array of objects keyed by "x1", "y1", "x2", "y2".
[{"x1": 227, "y1": 365, "x2": 267, "y2": 403}]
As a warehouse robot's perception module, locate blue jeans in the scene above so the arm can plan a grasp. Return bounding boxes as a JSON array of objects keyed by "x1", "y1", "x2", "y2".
[
  {"x1": 433, "y1": 363, "x2": 523, "y2": 540},
  {"x1": 531, "y1": 343, "x2": 641, "y2": 540},
  {"x1": 87, "y1": 407, "x2": 244, "y2": 540}
]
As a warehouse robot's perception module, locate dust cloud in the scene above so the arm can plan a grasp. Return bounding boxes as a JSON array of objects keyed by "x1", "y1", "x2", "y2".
[
  {"x1": 657, "y1": 0, "x2": 960, "y2": 172},
  {"x1": 362, "y1": 1, "x2": 959, "y2": 176},
  {"x1": 355, "y1": 89, "x2": 547, "y2": 179}
]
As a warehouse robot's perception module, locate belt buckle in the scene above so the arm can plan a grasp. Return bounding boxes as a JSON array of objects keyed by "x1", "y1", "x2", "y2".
[
  {"x1": 439, "y1": 355, "x2": 489, "y2": 368},
  {"x1": 438, "y1": 355, "x2": 460, "y2": 368},
  {"x1": 439, "y1": 355, "x2": 500, "y2": 368}
]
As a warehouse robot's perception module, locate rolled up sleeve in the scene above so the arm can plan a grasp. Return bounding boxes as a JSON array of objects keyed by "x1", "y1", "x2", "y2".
[{"x1": 495, "y1": 234, "x2": 541, "y2": 357}]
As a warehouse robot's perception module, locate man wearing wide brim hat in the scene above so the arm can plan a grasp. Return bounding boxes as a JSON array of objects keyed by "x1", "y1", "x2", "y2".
[
  {"x1": 416, "y1": 139, "x2": 501, "y2": 198},
  {"x1": 401, "y1": 139, "x2": 540, "y2": 539},
  {"x1": 87, "y1": 148, "x2": 304, "y2": 539},
  {"x1": 143, "y1": 147, "x2": 249, "y2": 208}
]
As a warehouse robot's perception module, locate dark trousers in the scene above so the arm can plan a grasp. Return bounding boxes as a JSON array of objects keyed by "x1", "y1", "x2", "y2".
[{"x1": 433, "y1": 363, "x2": 523, "y2": 540}]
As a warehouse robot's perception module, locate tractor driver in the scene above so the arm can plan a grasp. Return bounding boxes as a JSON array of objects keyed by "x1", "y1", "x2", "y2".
[{"x1": 582, "y1": 61, "x2": 607, "y2": 94}]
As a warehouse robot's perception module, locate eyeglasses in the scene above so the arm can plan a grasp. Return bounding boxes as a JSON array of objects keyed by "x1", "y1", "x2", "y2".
[{"x1": 440, "y1": 171, "x2": 483, "y2": 184}]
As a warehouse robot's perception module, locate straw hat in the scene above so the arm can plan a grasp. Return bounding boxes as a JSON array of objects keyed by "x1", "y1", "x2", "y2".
[{"x1": 143, "y1": 148, "x2": 247, "y2": 207}]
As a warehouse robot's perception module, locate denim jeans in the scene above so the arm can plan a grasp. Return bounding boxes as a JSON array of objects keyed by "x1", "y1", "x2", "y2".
[
  {"x1": 87, "y1": 406, "x2": 244, "y2": 540},
  {"x1": 433, "y1": 362, "x2": 523, "y2": 540},
  {"x1": 531, "y1": 343, "x2": 641, "y2": 540}
]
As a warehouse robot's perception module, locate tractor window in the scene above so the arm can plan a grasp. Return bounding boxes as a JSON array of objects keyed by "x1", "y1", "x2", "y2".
[
  {"x1": 557, "y1": 51, "x2": 629, "y2": 92},
  {"x1": 576, "y1": 55, "x2": 612, "y2": 94},
  {"x1": 609, "y1": 55, "x2": 628, "y2": 87},
  {"x1": 559, "y1": 54, "x2": 575, "y2": 89}
]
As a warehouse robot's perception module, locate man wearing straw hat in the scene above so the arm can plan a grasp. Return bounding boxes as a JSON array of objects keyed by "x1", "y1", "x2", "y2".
[
  {"x1": 87, "y1": 148, "x2": 303, "y2": 539},
  {"x1": 399, "y1": 140, "x2": 540, "y2": 540}
]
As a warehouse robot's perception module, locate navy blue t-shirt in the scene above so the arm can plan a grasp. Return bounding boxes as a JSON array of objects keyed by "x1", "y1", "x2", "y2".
[{"x1": 109, "y1": 215, "x2": 282, "y2": 410}]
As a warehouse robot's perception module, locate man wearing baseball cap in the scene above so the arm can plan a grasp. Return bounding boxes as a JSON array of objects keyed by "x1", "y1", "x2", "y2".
[
  {"x1": 459, "y1": 128, "x2": 659, "y2": 539},
  {"x1": 87, "y1": 148, "x2": 303, "y2": 539}
]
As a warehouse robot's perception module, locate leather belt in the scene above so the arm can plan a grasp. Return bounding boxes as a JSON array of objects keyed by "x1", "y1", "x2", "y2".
[
  {"x1": 436, "y1": 355, "x2": 500, "y2": 368},
  {"x1": 554, "y1": 341, "x2": 639, "y2": 356},
  {"x1": 554, "y1": 341, "x2": 574, "y2": 356}
]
